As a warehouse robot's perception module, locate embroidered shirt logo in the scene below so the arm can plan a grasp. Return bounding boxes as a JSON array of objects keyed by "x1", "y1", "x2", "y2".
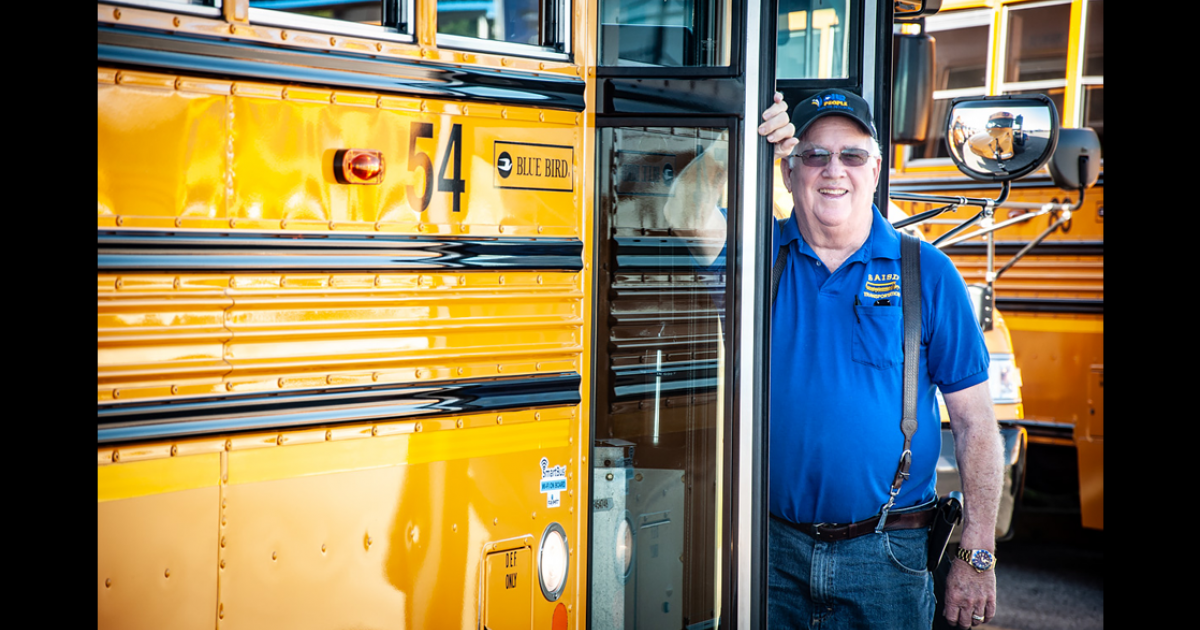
[{"x1": 863, "y1": 273, "x2": 901, "y2": 300}]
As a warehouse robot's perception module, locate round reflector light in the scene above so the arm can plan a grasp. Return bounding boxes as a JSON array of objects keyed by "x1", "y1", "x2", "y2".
[
  {"x1": 538, "y1": 522, "x2": 568, "y2": 601},
  {"x1": 616, "y1": 516, "x2": 634, "y2": 581}
]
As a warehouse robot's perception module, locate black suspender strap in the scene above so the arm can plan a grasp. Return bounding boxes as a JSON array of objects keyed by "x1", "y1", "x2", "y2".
[
  {"x1": 877, "y1": 232, "x2": 922, "y2": 531},
  {"x1": 771, "y1": 244, "x2": 789, "y2": 305}
]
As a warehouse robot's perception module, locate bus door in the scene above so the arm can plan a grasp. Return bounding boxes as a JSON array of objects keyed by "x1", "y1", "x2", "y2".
[{"x1": 586, "y1": 0, "x2": 777, "y2": 628}]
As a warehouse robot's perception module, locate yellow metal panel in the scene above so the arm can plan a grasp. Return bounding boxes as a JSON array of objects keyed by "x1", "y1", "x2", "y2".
[
  {"x1": 98, "y1": 485, "x2": 219, "y2": 630},
  {"x1": 98, "y1": 452, "x2": 220, "y2": 502},
  {"x1": 1007, "y1": 322, "x2": 1102, "y2": 427},
  {"x1": 100, "y1": 71, "x2": 582, "y2": 234},
  {"x1": 218, "y1": 419, "x2": 577, "y2": 629},
  {"x1": 485, "y1": 546, "x2": 533, "y2": 630},
  {"x1": 229, "y1": 419, "x2": 570, "y2": 484},
  {"x1": 97, "y1": 83, "x2": 227, "y2": 219}
]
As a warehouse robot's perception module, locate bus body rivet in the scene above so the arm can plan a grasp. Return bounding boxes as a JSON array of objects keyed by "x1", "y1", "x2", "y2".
[
  {"x1": 281, "y1": 31, "x2": 288, "y2": 40},
  {"x1": 112, "y1": 450, "x2": 120, "y2": 462},
  {"x1": 173, "y1": 17, "x2": 180, "y2": 27},
  {"x1": 322, "y1": 544, "x2": 327, "y2": 553},
  {"x1": 165, "y1": 568, "x2": 170, "y2": 578},
  {"x1": 272, "y1": 552, "x2": 277, "y2": 561},
  {"x1": 170, "y1": 444, "x2": 178, "y2": 456},
  {"x1": 220, "y1": 559, "x2": 226, "y2": 569},
  {"x1": 456, "y1": 419, "x2": 463, "y2": 428},
  {"x1": 105, "y1": 578, "x2": 112, "y2": 588}
]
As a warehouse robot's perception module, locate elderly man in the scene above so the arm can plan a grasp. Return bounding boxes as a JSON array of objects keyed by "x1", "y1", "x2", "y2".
[{"x1": 757, "y1": 90, "x2": 1004, "y2": 629}]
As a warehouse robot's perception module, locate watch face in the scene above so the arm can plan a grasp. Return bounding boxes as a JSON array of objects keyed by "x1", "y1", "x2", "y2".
[{"x1": 969, "y1": 549, "x2": 995, "y2": 570}]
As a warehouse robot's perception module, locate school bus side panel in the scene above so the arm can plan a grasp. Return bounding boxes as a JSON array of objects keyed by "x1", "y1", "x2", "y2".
[{"x1": 99, "y1": 44, "x2": 589, "y2": 630}]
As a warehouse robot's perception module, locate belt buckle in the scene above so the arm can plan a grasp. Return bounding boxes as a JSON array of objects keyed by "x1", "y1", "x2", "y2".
[{"x1": 810, "y1": 522, "x2": 836, "y2": 542}]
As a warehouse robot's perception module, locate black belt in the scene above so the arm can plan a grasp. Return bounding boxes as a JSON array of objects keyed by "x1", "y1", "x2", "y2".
[{"x1": 773, "y1": 508, "x2": 936, "y2": 543}]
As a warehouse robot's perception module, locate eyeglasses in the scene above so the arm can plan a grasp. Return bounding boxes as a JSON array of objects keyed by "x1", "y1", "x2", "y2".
[{"x1": 789, "y1": 148, "x2": 874, "y2": 168}]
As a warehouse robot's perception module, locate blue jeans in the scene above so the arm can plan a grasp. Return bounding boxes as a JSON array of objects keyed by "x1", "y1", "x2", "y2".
[{"x1": 768, "y1": 516, "x2": 935, "y2": 629}]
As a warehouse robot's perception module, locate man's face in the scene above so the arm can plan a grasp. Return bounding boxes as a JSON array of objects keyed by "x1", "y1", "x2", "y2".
[{"x1": 782, "y1": 116, "x2": 882, "y2": 233}]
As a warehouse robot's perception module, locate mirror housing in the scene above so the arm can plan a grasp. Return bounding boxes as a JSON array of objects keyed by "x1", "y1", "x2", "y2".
[
  {"x1": 1048, "y1": 128, "x2": 1101, "y2": 191},
  {"x1": 892, "y1": 33, "x2": 936, "y2": 144},
  {"x1": 895, "y1": 0, "x2": 942, "y2": 19},
  {"x1": 945, "y1": 94, "x2": 1059, "y2": 182}
]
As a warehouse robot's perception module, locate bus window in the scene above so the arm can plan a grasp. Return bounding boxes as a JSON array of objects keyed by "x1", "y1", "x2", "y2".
[
  {"x1": 1001, "y1": 1, "x2": 1071, "y2": 85},
  {"x1": 249, "y1": 0, "x2": 413, "y2": 39},
  {"x1": 111, "y1": 0, "x2": 219, "y2": 15},
  {"x1": 437, "y1": 0, "x2": 570, "y2": 56},
  {"x1": 776, "y1": 0, "x2": 851, "y2": 79},
  {"x1": 907, "y1": 8, "x2": 992, "y2": 161},
  {"x1": 438, "y1": 0, "x2": 540, "y2": 46},
  {"x1": 598, "y1": 0, "x2": 730, "y2": 67}
]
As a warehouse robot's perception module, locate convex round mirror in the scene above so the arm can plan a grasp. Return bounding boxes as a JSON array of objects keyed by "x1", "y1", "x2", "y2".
[{"x1": 945, "y1": 95, "x2": 1059, "y2": 182}]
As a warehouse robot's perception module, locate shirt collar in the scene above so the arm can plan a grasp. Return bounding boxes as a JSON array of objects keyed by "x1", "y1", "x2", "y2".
[{"x1": 784, "y1": 204, "x2": 901, "y2": 263}]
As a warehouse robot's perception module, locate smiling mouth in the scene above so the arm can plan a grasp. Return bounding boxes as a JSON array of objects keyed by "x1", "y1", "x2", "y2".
[{"x1": 818, "y1": 187, "x2": 848, "y2": 197}]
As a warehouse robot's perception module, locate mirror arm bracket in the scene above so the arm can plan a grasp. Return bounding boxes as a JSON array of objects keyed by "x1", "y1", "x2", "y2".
[{"x1": 994, "y1": 203, "x2": 1073, "y2": 280}]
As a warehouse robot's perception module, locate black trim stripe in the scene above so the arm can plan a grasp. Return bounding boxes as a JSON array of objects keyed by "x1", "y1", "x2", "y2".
[
  {"x1": 98, "y1": 25, "x2": 586, "y2": 111},
  {"x1": 98, "y1": 229, "x2": 583, "y2": 271},
  {"x1": 997, "y1": 298, "x2": 1104, "y2": 315},
  {"x1": 942, "y1": 241, "x2": 1104, "y2": 257},
  {"x1": 97, "y1": 373, "x2": 581, "y2": 443}
]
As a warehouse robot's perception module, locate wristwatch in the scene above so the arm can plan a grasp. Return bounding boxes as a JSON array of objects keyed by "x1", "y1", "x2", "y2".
[{"x1": 956, "y1": 548, "x2": 997, "y2": 572}]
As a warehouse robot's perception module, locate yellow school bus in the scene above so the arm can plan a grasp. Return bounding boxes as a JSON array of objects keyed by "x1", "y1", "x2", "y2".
[
  {"x1": 97, "y1": 1, "x2": 1040, "y2": 628},
  {"x1": 888, "y1": 0, "x2": 1104, "y2": 531}
]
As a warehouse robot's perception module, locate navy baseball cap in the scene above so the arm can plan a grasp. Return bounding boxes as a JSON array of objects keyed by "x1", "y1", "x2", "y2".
[{"x1": 791, "y1": 89, "x2": 877, "y2": 140}]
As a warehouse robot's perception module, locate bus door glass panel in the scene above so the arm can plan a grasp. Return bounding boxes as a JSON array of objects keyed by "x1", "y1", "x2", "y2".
[
  {"x1": 776, "y1": 0, "x2": 851, "y2": 79},
  {"x1": 908, "y1": 8, "x2": 991, "y2": 161},
  {"x1": 592, "y1": 126, "x2": 729, "y2": 630},
  {"x1": 598, "y1": 0, "x2": 730, "y2": 66}
]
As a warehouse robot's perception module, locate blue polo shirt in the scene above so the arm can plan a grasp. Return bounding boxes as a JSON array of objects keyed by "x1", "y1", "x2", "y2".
[{"x1": 769, "y1": 206, "x2": 988, "y2": 525}]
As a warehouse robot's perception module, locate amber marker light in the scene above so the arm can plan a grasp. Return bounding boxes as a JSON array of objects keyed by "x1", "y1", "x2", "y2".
[{"x1": 334, "y1": 149, "x2": 384, "y2": 184}]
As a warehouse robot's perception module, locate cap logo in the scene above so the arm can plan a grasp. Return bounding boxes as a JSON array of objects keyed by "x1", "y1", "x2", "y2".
[{"x1": 816, "y1": 93, "x2": 853, "y2": 111}]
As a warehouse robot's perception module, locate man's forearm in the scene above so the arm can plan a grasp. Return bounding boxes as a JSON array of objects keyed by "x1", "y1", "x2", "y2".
[{"x1": 944, "y1": 381, "x2": 1004, "y2": 550}]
